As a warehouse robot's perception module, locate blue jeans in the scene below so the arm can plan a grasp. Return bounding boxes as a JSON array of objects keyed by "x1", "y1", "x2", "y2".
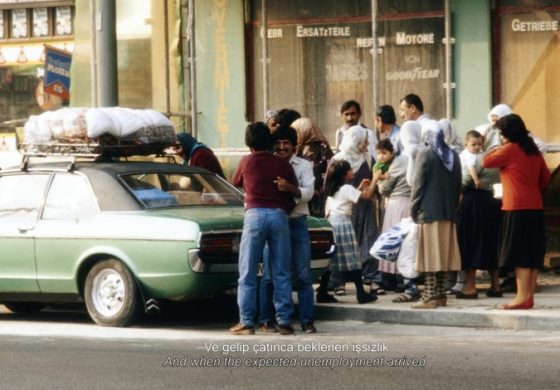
[
  {"x1": 238, "y1": 208, "x2": 293, "y2": 327},
  {"x1": 259, "y1": 216, "x2": 314, "y2": 325}
]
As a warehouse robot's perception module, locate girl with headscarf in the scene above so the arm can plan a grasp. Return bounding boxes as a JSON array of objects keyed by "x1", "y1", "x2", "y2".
[
  {"x1": 292, "y1": 118, "x2": 333, "y2": 218},
  {"x1": 409, "y1": 125, "x2": 462, "y2": 309},
  {"x1": 329, "y1": 126, "x2": 380, "y2": 294}
]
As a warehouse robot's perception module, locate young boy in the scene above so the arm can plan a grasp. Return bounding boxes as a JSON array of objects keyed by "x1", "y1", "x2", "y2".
[{"x1": 459, "y1": 130, "x2": 484, "y2": 189}]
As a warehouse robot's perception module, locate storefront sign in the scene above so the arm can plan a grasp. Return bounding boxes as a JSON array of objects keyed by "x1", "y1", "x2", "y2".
[
  {"x1": 44, "y1": 45, "x2": 71, "y2": 100},
  {"x1": 385, "y1": 67, "x2": 440, "y2": 81},
  {"x1": 395, "y1": 32, "x2": 435, "y2": 45},
  {"x1": 267, "y1": 28, "x2": 283, "y2": 38},
  {"x1": 296, "y1": 25, "x2": 351, "y2": 38},
  {"x1": 356, "y1": 36, "x2": 386, "y2": 48},
  {"x1": 511, "y1": 18, "x2": 558, "y2": 32}
]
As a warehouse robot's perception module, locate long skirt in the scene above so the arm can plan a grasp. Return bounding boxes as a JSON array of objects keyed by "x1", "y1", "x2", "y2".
[
  {"x1": 328, "y1": 214, "x2": 362, "y2": 272},
  {"x1": 415, "y1": 220, "x2": 462, "y2": 273},
  {"x1": 499, "y1": 210, "x2": 545, "y2": 269},
  {"x1": 378, "y1": 196, "x2": 410, "y2": 274},
  {"x1": 457, "y1": 189, "x2": 501, "y2": 270},
  {"x1": 352, "y1": 197, "x2": 379, "y2": 265}
]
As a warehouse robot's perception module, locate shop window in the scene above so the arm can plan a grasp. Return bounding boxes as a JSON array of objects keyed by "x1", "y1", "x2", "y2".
[
  {"x1": 0, "y1": 6, "x2": 74, "y2": 41},
  {"x1": 496, "y1": 0, "x2": 560, "y2": 143},
  {"x1": 376, "y1": 1, "x2": 445, "y2": 122},
  {"x1": 32, "y1": 8, "x2": 48, "y2": 38},
  {"x1": 55, "y1": 6, "x2": 72, "y2": 36},
  {"x1": 250, "y1": 0, "x2": 446, "y2": 145},
  {"x1": 0, "y1": 12, "x2": 5, "y2": 40},
  {"x1": 11, "y1": 9, "x2": 29, "y2": 39}
]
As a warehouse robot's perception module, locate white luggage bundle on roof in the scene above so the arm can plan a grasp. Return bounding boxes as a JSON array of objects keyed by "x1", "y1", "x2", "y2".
[{"x1": 22, "y1": 107, "x2": 177, "y2": 157}]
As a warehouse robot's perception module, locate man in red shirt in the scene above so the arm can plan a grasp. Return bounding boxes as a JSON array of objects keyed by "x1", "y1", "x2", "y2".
[{"x1": 230, "y1": 122, "x2": 298, "y2": 335}]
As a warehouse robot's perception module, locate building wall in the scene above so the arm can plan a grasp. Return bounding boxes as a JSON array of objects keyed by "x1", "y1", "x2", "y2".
[{"x1": 452, "y1": 0, "x2": 493, "y2": 135}]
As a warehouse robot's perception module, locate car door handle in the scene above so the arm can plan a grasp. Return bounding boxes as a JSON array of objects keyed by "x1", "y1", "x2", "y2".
[{"x1": 17, "y1": 226, "x2": 34, "y2": 233}]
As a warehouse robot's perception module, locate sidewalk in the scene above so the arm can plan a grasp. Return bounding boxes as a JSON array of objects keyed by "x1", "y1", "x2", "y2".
[{"x1": 313, "y1": 271, "x2": 560, "y2": 331}]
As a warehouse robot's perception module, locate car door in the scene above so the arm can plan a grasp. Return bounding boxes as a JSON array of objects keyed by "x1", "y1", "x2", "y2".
[
  {"x1": 0, "y1": 173, "x2": 50, "y2": 292},
  {"x1": 34, "y1": 172, "x2": 100, "y2": 293}
]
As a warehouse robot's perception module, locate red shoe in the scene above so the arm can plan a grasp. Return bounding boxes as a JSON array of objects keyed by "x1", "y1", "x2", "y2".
[{"x1": 500, "y1": 297, "x2": 534, "y2": 310}]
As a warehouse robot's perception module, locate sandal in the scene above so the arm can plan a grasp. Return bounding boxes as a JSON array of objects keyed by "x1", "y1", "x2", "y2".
[
  {"x1": 392, "y1": 292, "x2": 419, "y2": 303},
  {"x1": 369, "y1": 282, "x2": 386, "y2": 296},
  {"x1": 334, "y1": 287, "x2": 346, "y2": 296}
]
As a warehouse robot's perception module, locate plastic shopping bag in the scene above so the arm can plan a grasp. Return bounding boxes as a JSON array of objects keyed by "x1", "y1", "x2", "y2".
[
  {"x1": 369, "y1": 217, "x2": 413, "y2": 262},
  {"x1": 396, "y1": 222, "x2": 419, "y2": 279}
]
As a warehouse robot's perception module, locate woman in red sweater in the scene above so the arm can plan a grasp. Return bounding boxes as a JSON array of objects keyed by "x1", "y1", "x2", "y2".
[{"x1": 483, "y1": 114, "x2": 550, "y2": 310}]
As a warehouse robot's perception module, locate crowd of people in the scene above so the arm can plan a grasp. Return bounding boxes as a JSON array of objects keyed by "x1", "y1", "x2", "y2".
[{"x1": 175, "y1": 94, "x2": 552, "y2": 334}]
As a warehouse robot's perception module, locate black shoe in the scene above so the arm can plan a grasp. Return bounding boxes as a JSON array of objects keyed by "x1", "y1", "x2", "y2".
[
  {"x1": 278, "y1": 324, "x2": 295, "y2": 335},
  {"x1": 357, "y1": 293, "x2": 377, "y2": 304},
  {"x1": 486, "y1": 290, "x2": 503, "y2": 298},
  {"x1": 258, "y1": 321, "x2": 277, "y2": 333},
  {"x1": 301, "y1": 322, "x2": 317, "y2": 333},
  {"x1": 500, "y1": 277, "x2": 517, "y2": 293},
  {"x1": 316, "y1": 292, "x2": 338, "y2": 303}
]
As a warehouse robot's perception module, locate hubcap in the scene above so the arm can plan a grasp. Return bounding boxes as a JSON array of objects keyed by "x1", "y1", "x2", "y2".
[{"x1": 91, "y1": 269, "x2": 126, "y2": 317}]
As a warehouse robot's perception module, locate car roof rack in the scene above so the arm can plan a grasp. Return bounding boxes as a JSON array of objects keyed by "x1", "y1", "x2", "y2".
[
  {"x1": 17, "y1": 142, "x2": 179, "y2": 172},
  {"x1": 18, "y1": 142, "x2": 102, "y2": 172}
]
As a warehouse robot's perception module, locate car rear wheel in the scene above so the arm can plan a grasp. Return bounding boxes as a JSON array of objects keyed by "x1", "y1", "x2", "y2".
[
  {"x1": 3, "y1": 302, "x2": 46, "y2": 313},
  {"x1": 84, "y1": 259, "x2": 141, "y2": 327}
]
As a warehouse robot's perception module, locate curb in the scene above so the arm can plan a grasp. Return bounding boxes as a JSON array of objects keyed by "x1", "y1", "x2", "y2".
[{"x1": 314, "y1": 304, "x2": 560, "y2": 331}]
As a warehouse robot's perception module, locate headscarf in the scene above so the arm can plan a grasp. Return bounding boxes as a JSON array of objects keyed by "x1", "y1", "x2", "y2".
[
  {"x1": 423, "y1": 122, "x2": 454, "y2": 172},
  {"x1": 177, "y1": 133, "x2": 205, "y2": 162},
  {"x1": 487, "y1": 103, "x2": 512, "y2": 124},
  {"x1": 291, "y1": 117, "x2": 330, "y2": 154},
  {"x1": 333, "y1": 125, "x2": 372, "y2": 173},
  {"x1": 264, "y1": 109, "x2": 278, "y2": 123},
  {"x1": 400, "y1": 120, "x2": 422, "y2": 186},
  {"x1": 439, "y1": 118, "x2": 463, "y2": 153}
]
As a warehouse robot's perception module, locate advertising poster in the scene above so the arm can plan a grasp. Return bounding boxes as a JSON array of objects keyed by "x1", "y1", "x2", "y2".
[{"x1": 44, "y1": 45, "x2": 72, "y2": 100}]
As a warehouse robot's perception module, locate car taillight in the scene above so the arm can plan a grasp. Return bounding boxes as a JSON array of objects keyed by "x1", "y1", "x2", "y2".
[
  {"x1": 310, "y1": 231, "x2": 335, "y2": 258},
  {"x1": 199, "y1": 234, "x2": 240, "y2": 256}
]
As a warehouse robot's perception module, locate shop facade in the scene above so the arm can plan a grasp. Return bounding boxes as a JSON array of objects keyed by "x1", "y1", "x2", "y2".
[
  {"x1": 67, "y1": 0, "x2": 560, "y2": 170},
  {"x1": 0, "y1": 0, "x2": 74, "y2": 142}
]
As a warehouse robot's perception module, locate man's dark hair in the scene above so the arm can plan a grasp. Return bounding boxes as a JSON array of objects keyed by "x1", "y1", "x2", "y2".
[
  {"x1": 272, "y1": 125, "x2": 297, "y2": 146},
  {"x1": 375, "y1": 105, "x2": 396, "y2": 124},
  {"x1": 400, "y1": 94, "x2": 424, "y2": 113},
  {"x1": 375, "y1": 138, "x2": 394, "y2": 153},
  {"x1": 245, "y1": 121, "x2": 273, "y2": 151},
  {"x1": 340, "y1": 100, "x2": 361, "y2": 115},
  {"x1": 274, "y1": 109, "x2": 301, "y2": 127}
]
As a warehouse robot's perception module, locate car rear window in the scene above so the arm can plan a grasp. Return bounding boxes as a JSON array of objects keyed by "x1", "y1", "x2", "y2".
[{"x1": 120, "y1": 172, "x2": 244, "y2": 208}]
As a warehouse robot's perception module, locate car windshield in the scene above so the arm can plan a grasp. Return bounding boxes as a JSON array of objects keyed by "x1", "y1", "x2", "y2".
[{"x1": 120, "y1": 171, "x2": 244, "y2": 208}]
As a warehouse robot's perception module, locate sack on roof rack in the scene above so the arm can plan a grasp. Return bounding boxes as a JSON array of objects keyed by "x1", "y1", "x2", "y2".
[{"x1": 22, "y1": 107, "x2": 177, "y2": 157}]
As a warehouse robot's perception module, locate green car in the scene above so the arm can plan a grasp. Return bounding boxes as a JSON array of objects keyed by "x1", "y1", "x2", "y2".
[{"x1": 0, "y1": 159, "x2": 335, "y2": 326}]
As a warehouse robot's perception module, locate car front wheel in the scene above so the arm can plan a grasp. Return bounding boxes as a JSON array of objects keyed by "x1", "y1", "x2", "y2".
[{"x1": 84, "y1": 259, "x2": 141, "y2": 327}]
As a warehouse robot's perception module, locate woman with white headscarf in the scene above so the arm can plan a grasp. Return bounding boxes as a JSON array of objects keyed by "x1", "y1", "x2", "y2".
[
  {"x1": 328, "y1": 125, "x2": 380, "y2": 295},
  {"x1": 439, "y1": 119, "x2": 463, "y2": 153},
  {"x1": 409, "y1": 126, "x2": 462, "y2": 309},
  {"x1": 400, "y1": 121, "x2": 422, "y2": 186}
]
